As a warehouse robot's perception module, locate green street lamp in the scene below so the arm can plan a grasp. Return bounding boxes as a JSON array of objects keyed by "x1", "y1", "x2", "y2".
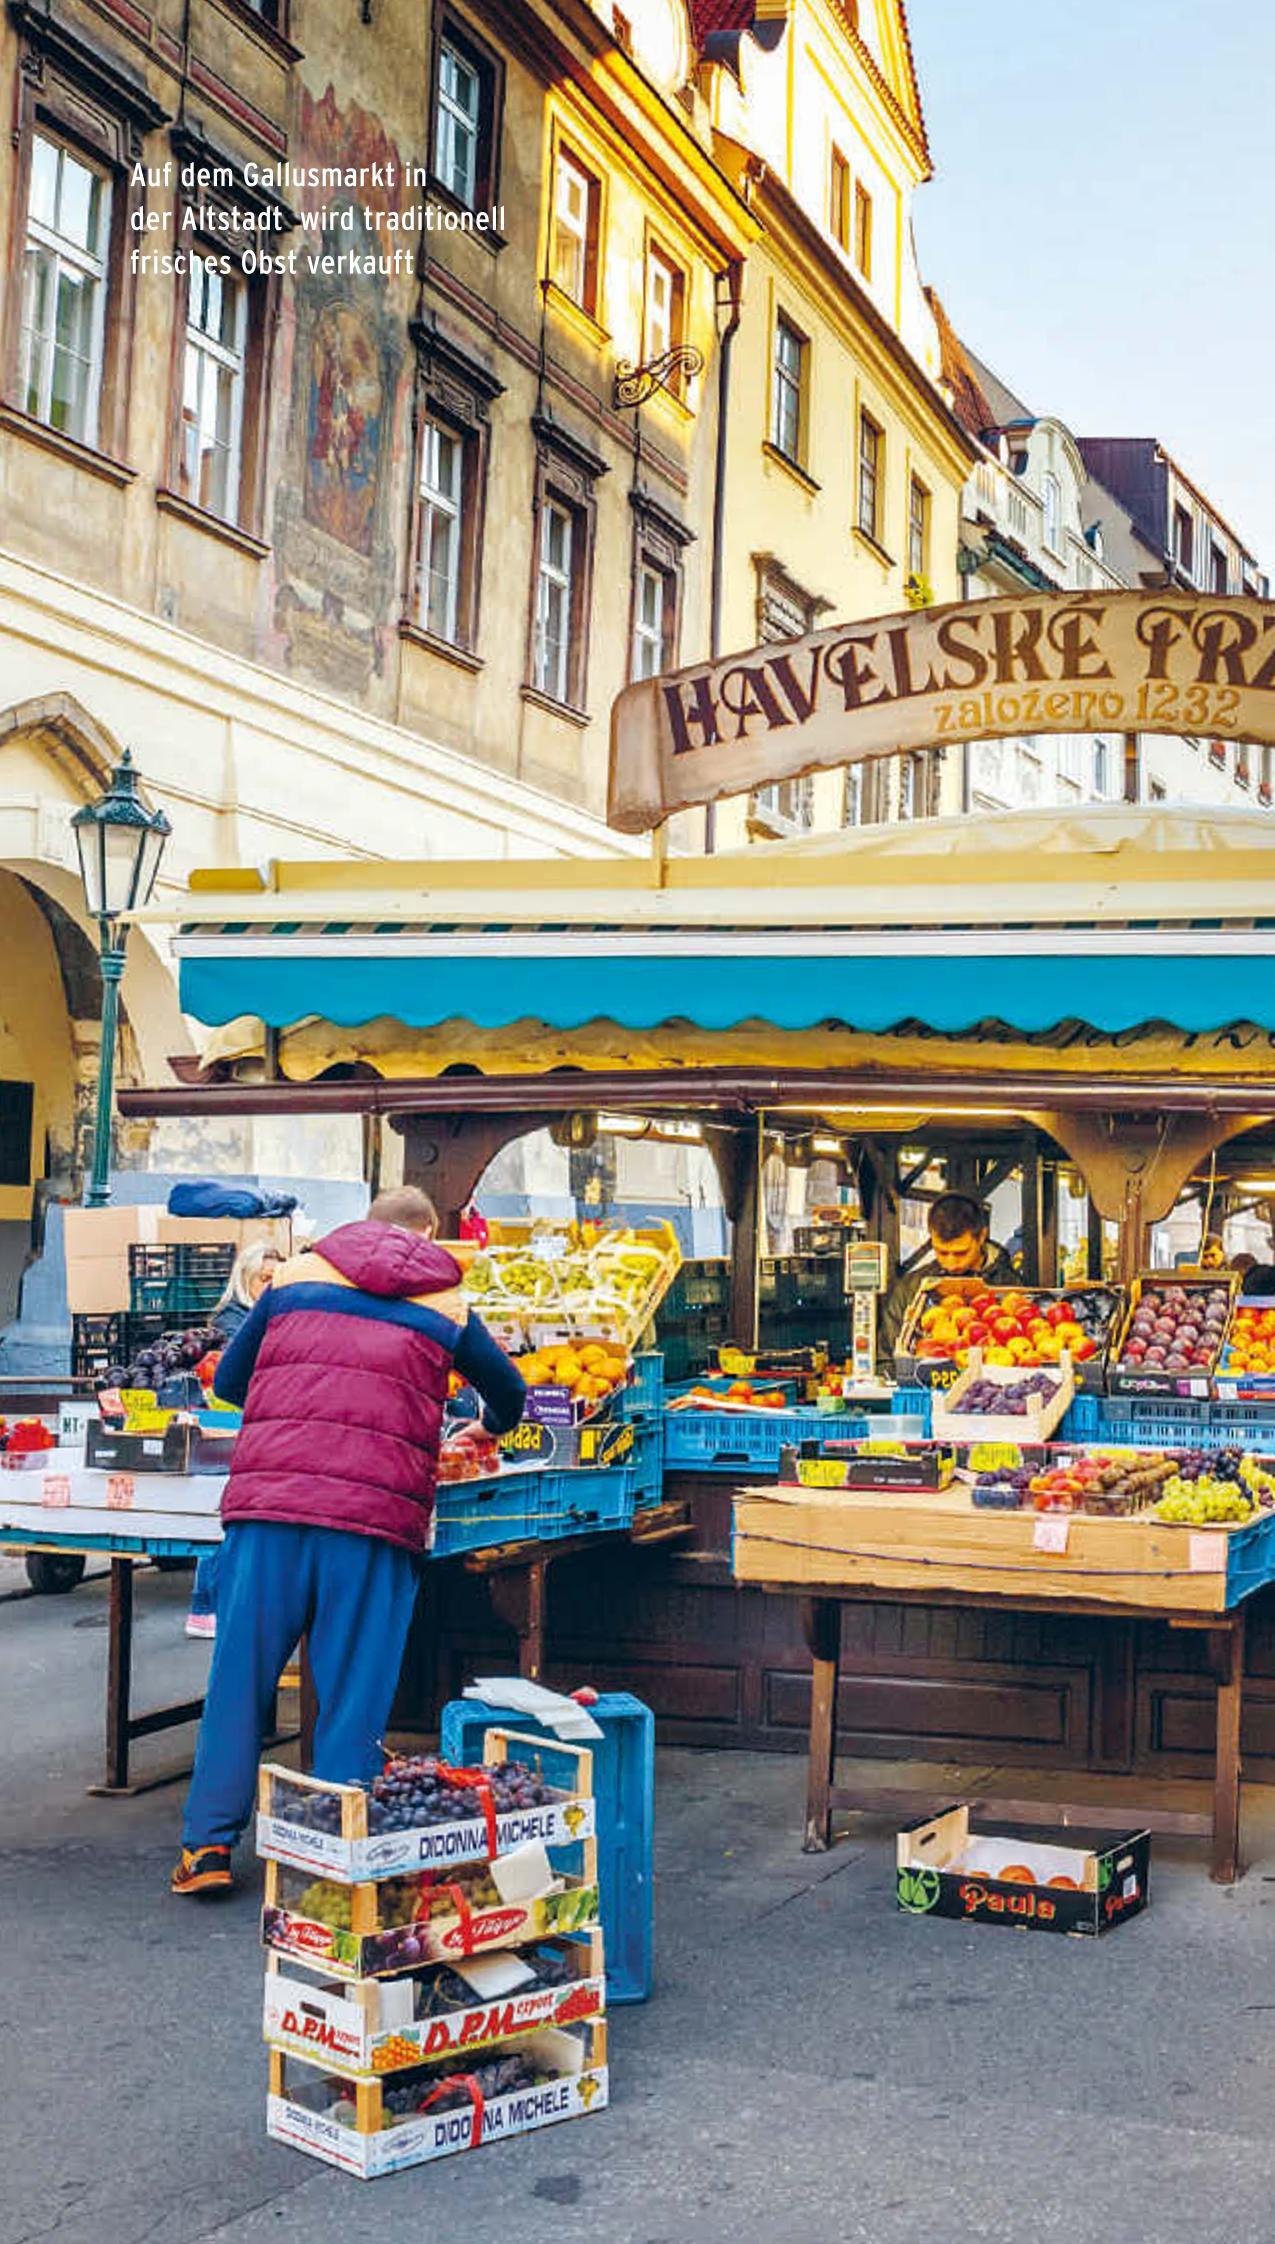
[{"x1": 71, "y1": 752, "x2": 171, "y2": 1209}]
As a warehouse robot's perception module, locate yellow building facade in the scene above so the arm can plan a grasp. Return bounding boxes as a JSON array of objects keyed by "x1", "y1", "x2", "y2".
[
  {"x1": 0, "y1": 0, "x2": 967, "y2": 1326},
  {"x1": 695, "y1": 0, "x2": 977, "y2": 841}
]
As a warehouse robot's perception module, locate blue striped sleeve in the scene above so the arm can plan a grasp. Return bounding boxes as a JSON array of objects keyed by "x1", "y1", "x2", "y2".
[{"x1": 453, "y1": 1313, "x2": 526, "y2": 1435}]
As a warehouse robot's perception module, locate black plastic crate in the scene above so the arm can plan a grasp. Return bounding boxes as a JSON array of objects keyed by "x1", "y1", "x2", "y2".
[
  {"x1": 70, "y1": 1312, "x2": 127, "y2": 1380},
  {"x1": 128, "y1": 1242, "x2": 234, "y2": 1317}
]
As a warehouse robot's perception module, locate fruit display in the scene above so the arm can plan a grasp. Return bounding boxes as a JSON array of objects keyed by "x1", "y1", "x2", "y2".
[
  {"x1": 1154, "y1": 1449, "x2": 1275, "y2": 1524},
  {"x1": 378, "y1": 2047, "x2": 550, "y2": 2125},
  {"x1": 283, "y1": 1755, "x2": 553, "y2": 1838},
  {"x1": 1027, "y1": 1452, "x2": 1177, "y2": 1513},
  {"x1": 907, "y1": 1283, "x2": 1114, "y2": 1371},
  {"x1": 462, "y1": 1221, "x2": 680, "y2": 1349},
  {"x1": 956, "y1": 1372, "x2": 1062, "y2": 1417},
  {"x1": 511, "y1": 1340, "x2": 631, "y2": 1413},
  {"x1": 101, "y1": 1325, "x2": 221, "y2": 1393},
  {"x1": 675, "y1": 1379, "x2": 790, "y2": 1412},
  {"x1": 437, "y1": 1424, "x2": 503, "y2": 1484},
  {"x1": 1113, "y1": 1280, "x2": 1233, "y2": 1381},
  {"x1": 261, "y1": 1725, "x2": 607, "y2": 2182},
  {"x1": 1219, "y1": 1302, "x2": 1275, "y2": 1383},
  {"x1": 0, "y1": 1417, "x2": 56, "y2": 1458}
]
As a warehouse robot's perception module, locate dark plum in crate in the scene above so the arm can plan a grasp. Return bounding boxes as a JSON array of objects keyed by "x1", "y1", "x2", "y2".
[{"x1": 960, "y1": 1372, "x2": 1060, "y2": 1418}]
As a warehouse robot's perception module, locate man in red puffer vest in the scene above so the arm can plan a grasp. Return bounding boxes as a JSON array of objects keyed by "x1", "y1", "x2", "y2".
[{"x1": 172, "y1": 1187, "x2": 525, "y2": 1895}]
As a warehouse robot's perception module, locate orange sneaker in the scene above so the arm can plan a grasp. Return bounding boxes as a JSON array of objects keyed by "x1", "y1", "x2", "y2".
[{"x1": 171, "y1": 1845, "x2": 233, "y2": 1896}]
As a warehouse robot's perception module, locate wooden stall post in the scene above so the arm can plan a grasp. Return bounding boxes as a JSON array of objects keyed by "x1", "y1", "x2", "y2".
[
  {"x1": 1210, "y1": 1609, "x2": 1246, "y2": 1885},
  {"x1": 103, "y1": 1557, "x2": 134, "y2": 1791},
  {"x1": 801, "y1": 1595, "x2": 841, "y2": 1852}
]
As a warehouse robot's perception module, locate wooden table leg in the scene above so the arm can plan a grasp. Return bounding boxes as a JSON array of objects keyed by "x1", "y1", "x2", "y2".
[
  {"x1": 521, "y1": 1562, "x2": 546, "y2": 1681},
  {"x1": 487, "y1": 1562, "x2": 548, "y2": 1682},
  {"x1": 801, "y1": 1596, "x2": 841, "y2": 1853},
  {"x1": 1211, "y1": 1609, "x2": 1245, "y2": 1885},
  {"x1": 103, "y1": 1557, "x2": 135, "y2": 1791},
  {"x1": 1093, "y1": 1615, "x2": 1137, "y2": 1772}
]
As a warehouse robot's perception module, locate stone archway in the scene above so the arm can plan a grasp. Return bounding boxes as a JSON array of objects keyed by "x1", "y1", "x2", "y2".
[{"x1": 0, "y1": 700, "x2": 191, "y2": 1318}]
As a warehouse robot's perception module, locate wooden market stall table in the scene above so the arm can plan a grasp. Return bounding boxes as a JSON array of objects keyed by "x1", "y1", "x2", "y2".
[
  {"x1": 732, "y1": 1481, "x2": 1275, "y2": 1883},
  {"x1": 2, "y1": 1457, "x2": 690, "y2": 1793},
  {"x1": 0, "y1": 1460, "x2": 228, "y2": 1795}
]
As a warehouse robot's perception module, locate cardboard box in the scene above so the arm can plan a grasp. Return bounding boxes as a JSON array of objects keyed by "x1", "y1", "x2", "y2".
[
  {"x1": 266, "y1": 2025, "x2": 608, "y2": 2179},
  {"x1": 64, "y1": 1208, "x2": 292, "y2": 1314},
  {"x1": 781, "y1": 1441, "x2": 957, "y2": 1491},
  {"x1": 897, "y1": 1805, "x2": 1150, "y2": 1937},
  {"x1": 263, "y1": 1933, "x2": 605, "y2": 2076}
]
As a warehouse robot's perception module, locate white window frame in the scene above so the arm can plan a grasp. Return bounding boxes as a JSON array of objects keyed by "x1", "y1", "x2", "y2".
[
  {"x1": 436, "y1": 36, "x2": 481, "y2": 208},
  {"x1": 908, "y1": 474, "x2": 928, "y2": 579},
  {"x1": 534, "y1": 496, "x2": 574, "y2": 702},
  {"x1": 1043, "y1": 470, "x2": 1062, "y2": 555},
  {"x1": 755, "y1": 775, "x2": 813, "y2": 830},
  {"x1": 19, "y1": 133, "x2": 112, "y2": 447},
  {"x1": 632, "y1": 559, "x2": 665, "y2": 680},
  {"x1": 771, "y1": 316, "x2": 804, "y2": 461},
  {"x1": 552, "y1": 149, "x2": 592, "y2": 308},
  {"x1": 180, "y1": 251, "x2": 248, "y2": 521},
  {"x1": 854, "y1": 178, "x2": 873, "y2": 279},
  {"x1": 858, "y1": 409, "x2": 881, "y2": 541},
  {"x1": 645, "y1": 248, "x2": 676, "y2": 364},
  {"x1": 416, "y1": 413, "x2": 464, "y2": 642},
  {"x1": 843, "y1": 762, "x2": 864, "y2": 827}
]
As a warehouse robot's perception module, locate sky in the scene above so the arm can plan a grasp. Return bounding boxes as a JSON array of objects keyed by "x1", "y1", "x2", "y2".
[{"x1": 905, "y1": 0, "x2": 1275, "y2": 569}]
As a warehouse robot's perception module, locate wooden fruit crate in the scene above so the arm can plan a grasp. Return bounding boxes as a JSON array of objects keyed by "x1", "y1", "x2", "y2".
[
  {"x1": 256, "y1": 1729, "x2": 595, "y2": 1882},
  {"x1": 267, "y1": 2021, "x2": 608, "y2": 2179},
  {"x1": 261, "y1": 1850, "x2": 601, "y2": 1980},
  {"x1": 930, "y1": 1349, "x2": 1073, "y2": 1444},
  {"x1": 731, "y1": 1482, "x2": 1275, "y2": 1614},
  {"x1": 263, "y1": 1931, "x2": 605, "y2": 2076}
]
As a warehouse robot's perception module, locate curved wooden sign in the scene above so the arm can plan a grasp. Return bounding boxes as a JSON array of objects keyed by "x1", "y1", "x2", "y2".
[{"x1": 608, "y1": 589, "x2": 1275, "y2": 832}]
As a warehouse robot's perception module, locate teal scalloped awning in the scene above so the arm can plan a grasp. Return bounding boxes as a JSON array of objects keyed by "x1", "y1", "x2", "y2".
[{"x1": 176, "y1": 946, "x2": 1275, "y2": 1038}]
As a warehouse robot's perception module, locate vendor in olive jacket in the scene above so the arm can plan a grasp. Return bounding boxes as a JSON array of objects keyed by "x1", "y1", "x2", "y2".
[
  {"x1": 879, "y1": 1192, "x2": 1018, "y2": 1371},
  {"x1": 172, "y1": 1185, "x2": 525, "y2": 1897}
]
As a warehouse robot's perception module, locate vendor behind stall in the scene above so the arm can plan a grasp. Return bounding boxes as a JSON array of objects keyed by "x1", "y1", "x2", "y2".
[{"x1": 879, "y1": 1192, "x2": 1017, "y2": 1370}]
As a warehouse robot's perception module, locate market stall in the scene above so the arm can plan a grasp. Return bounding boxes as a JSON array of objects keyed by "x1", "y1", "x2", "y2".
[{"x1": 115, "y1": 806, "x2": 1275, "y2": 1861}]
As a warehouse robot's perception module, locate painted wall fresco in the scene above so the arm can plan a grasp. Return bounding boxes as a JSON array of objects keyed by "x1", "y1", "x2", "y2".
[{"x1": 268, "y1": 84, "x2": 415, "y2": 699}]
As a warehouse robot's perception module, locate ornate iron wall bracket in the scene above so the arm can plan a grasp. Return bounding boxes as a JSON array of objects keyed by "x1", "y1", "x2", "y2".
[{"x1": 612, "y1": 345, "x2": 705, "y2": 410}]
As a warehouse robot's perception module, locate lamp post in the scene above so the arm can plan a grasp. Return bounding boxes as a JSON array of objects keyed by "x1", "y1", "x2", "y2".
[{"x1": 71, "y1": 752, "x2": 171, "y2": 1208}]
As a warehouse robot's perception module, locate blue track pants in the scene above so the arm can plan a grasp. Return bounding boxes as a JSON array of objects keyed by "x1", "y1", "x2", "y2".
[{"x1": 180, "y1": 1520, "x2": 419, "y2": 1849}]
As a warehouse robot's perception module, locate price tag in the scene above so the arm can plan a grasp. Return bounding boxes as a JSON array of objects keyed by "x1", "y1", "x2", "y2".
[
  {"x1": 97, "y1": 1388, "x2": 124, "y2": 1421},
  {"x1": 1188, "y1": 1532, "x2": 1227, "y2": 1573},
  {"x1": 40, "y1": 1474, "x2": 71, "y2": 1509},
  {"x1": 796, "y1": 1459, "x2": 851, "y2": 1488},
  {"x1": 969, "y1": 1442, "x2": 1023, "y2": 1472},
  {"x1": 105, "y1": 1474, "x2": 135, "y2": 1511},
  {"x1": 119, "y1": 1390, "x2": 175, "y2": 1435},
  {"x1": 1033, "y1": 1515, "x2": 1071, "y2": 1554}
]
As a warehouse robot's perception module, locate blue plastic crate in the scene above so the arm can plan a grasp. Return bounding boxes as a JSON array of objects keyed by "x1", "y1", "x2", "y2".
[
  {"x1": 1061, "y1": 1393, "x2": 1102, "y2": 1441},
  {"x1": 663, "y1": 1406, "x2": 870, "y2": 1473},
  {"x1": 431, "y1": 1470, "x2": 552, "y2": 1558},
  {"x1": 622, "y1": 1352, "x2": 665, "y2": 1419},
  {"x1": 627, "y1": 1418, "x2": 665, "y2": 1509},
  {"x1": 538, "y1": 1463, "x2": 635, "y2": 1539},
  {"x1": 1225, "y1": 1509, "x2": 1275, "y2": 1604},
  {"x1": 1210, "y1": 1401, "x2": 1275, "y2": 1442},
  {"x1": 442, "y1": 1691, "x2": 654, "y2": 2002}
]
